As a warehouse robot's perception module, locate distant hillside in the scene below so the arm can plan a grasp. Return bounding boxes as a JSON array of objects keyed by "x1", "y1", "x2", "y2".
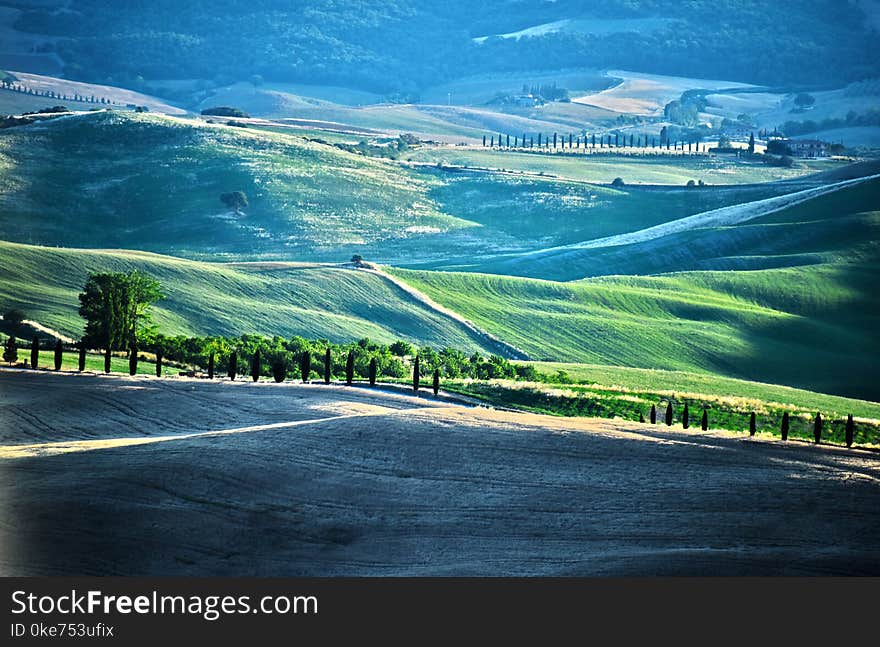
[
  {"x1": 9, "y1": 1, "x2": 880, "y2": 95},
  {"x1": 0, "y1": 240, "x2": 497, "y2": 354}
]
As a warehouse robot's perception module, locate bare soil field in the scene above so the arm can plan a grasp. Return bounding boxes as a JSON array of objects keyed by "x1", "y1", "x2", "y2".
[{"x1": 1, "y1": 370, "x2": 878, "y2": 576}]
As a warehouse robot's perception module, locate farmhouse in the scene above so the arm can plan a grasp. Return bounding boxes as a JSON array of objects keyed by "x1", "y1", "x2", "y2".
[{"x1": 788, "y1": 138, "x2": 829, "y2": 158}]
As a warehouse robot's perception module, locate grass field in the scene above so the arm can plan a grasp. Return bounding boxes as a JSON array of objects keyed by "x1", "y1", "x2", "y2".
[{"x1": 0, "y1": 240, "x2": 497, "y2": 353}]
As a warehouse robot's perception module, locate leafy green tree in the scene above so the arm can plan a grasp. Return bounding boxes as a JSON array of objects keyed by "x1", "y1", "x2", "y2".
[
  {"x1": 389, "y1": 340, "x2": 413, "y2": 357},
  {"x1": 220, "y1": 191, "x2": 248, "y2": 212},
  {"x1": 79, "y1": 271, "x2": 163, "y2": 351},
  {"x1": 3, "y1": 335, "x2": 17, "y2": 364}
]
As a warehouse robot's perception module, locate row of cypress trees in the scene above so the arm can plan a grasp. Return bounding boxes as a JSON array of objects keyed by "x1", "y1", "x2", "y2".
[{"x1": 643, "y1": 402, "x2": 857, "y2": 447}]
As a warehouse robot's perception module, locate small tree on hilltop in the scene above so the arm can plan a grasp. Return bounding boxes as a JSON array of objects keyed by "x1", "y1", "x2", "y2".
[
  {"x1": 351, "y1": 254, "x2": 364, "y2": 267},
  {"x1": 2, "y1": 335, "x2": 17, "y2": 365},
  {"x1": 30, "y1": 336, "x2": 39, "y2": 369},
  {"x1": 813, "y1": 412, "x2": 822, "y2": 444},
  {"x1": 781, "y1": 412, "x2": 790, "y2": 441},
  {"x1": 845, "y1": 414, "x2": 854, "y2": 448}
]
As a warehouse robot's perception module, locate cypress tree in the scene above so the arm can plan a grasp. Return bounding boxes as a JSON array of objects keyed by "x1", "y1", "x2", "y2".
[
  {"x1": 665, "y1": 402, "x2": 673, "y2": 426},
  {"x1": 845, "y1": 414, "x2": 854, "y2": 448},
  {"x1": 369, "y1": 357, "x2": 377, "y2": 386},
  {"x1": 781, "y1": 412, "x2": 789, "y2": 441},
  {"x1": 301, "y1": 351, "x2": 311, "y2": 383},
  {"x1": 251, "y1": 349, "x2": 261, "y2": 382},
  {"x1": 30, "y1": 336, "x2": 39, "y2": 369},
  {"x1": 3, "y1": 335, "x2": 17, "y2": 365},
  {"x1": 701, "y1": 408, "x2": 708, "y2": 431},
  {"x1": 537, "y1": 133, "x2": 542, "y2": 147},
  {"x1": 413, "y1": 356, "x2": 420, "y2": 392},
  {"x1": 592, "y1": 133, "x2": 596, "y2": 148},
  {"x1": 54, "y1": 339, "x2": 63, "y2": 371},
  {"x1": 490, "y1": 135, "x2": 494, "y2": 147},
  {"x1": 639, "y1": 412, "x2": 645, "y2": 423},
  {"x1": 345, "y1": 350, "x2": 354, "y2": 385},
  {"x1": 324, "y1": 348, "x2": 331, "y2": 384},
  {"x1": 522, "y1": 133, "x2": 526, "y2": 147},
  {"x1": 682, "y1": 403, "x2": 690, "y2": 429},
  {"x1": 569, "y1": 133, "x2": 573, "y2": 148},
  {"x1": 78, "y1": 341, "x2": 86, "y2": 372},
  {"x1": 530, "y1": 136, "x2": 534, "y2": 147},
  {"x1": 208, "y1": 352, "x2": 214, "y2": 379},
  {"x1": 813, "y1": 412, "x2": 822, "y2": 444},
  {"x1": 228, "y1": 350, "x2": 237, "y2": 380},
  {"x1": 272, "y1": 361, "x2": 286, "y2": 383},
  {"x1": 156, "y1": 348, "x2": 163, "y2": 377},
  {"x1": 506, "y1": 134, "x2": 510, "y2": 147},
  {"x1": 650, "y1": 404, "x2": 656, "y2": 424},
  {"x1": 498, "y1": 133, "x2": 503, "y2": 148},
  {"x1": 104, "y1": 346, "x2": 111, "y2": 374},
  {"x1": 749, "y1": 412, "x2": 756, "y2": 437},
  {"x1": 553, "y1": 132, "x2": 557, "y2": 147},
  {"x1": 482, "y1": 135, "x2": 486, "y2": 146},
  {"x1": 129, "y1": 344, "x2": 138, "y2": 376},
  {"x1": 433, "y1": 369, "x2": 440, "y2": 395}
]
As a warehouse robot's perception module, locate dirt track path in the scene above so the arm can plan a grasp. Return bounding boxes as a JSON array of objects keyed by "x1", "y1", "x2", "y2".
[{"x1": 1, "y1": 370, "x2": 878, "y2": 576}]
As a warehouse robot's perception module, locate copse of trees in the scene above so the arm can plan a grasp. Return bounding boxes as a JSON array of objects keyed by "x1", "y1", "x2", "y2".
[{"x1": 78, "y1": 270, "x2": 164, "y2": 352}]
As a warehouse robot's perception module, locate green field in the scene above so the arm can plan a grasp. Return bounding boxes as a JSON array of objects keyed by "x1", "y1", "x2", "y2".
[{"x1": 0, "y1": 240, "x2": 496, "y2": 353}]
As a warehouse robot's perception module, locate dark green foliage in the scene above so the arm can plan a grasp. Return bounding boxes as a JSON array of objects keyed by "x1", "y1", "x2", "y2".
[
  {"x1": 324, "y1": 348, "x2": 332, "y2": 384},
  {"x1": 78, "y1": 341, "x2": 86, "y2": 372},
  {"x1": 78, "y1": 270, "x2": 163, "y2": 350},
  {"x1": 272, "y1": 360, "x2": 286, "y2": 383},
  {"x1": 104, "y1": 346, "x2": 111, "y2": 373},
  {"x1": 369, "y1": 358, "x2": 377, "y2": 386},
  {"x1": 665, "y1": 401, "x2": 672, "y2": 426},
  {"x1": 433, "y1": 368, "x2": 440, "y2": 395},
  {"x1": 220, "y1": 191, "x2": 248, "y2": 212},
  {"x1": 650, "y1": 404, "x2": 656, "y2": 424},
  {"x1": 611, "y1": 177, "x2": 625, "y2": 187},
  {"x1": 201, "y1": 107, "x2": 249, "y2": 118},
  {"x1": 701, "y1": 408, "x2": 708, "y2": 431},
  {"x1": 345, "y1": 350, "x2": 355, "y2": 385},
  {"x1": 300, "y1": 351, "x2": 311, "y2": 383},
  {"x1": 413, "y1": 356, "x2": 420, "y2": 392},
  {"x1": 228, "y1": 350, "x2": 237, "y2": 380},
  {"x1": 639, "y1": 412, "x2": 645, "y2": 423},
  {"x1": 813, "y1": 412, "x2": 823, "y2": 444},
  {"x1": 251, "y1": 349, "x2": 260, "y2": 382},
  {"x1": 52, "y1": 339, "x2": 62, "y2": 370},
  {"x1": 208, "y1": 352, "x2": 214, "y2": 379},
  {"x1": 781, "y1": 411, "x2": 790, "y2": 441},
  {"x1": 845, "y1": 414, "x2": 854, "y2": 448},
  {"x1": 129, "y1": 344, "x2": 138, "y2": 375},
  {"x1": 2, "y1": 335, "x2": 17, "y2": 364},
  {"x1": 156, "y1": 347, "x2": 163, "y2": 377},
  {"x1": 682, "y1": 402, "x2": 689, "y2": 429},
  {"x1": 749, "y1": 411, "x2": 756, "y2": 436},
  {"x1": 30, "y1": 336, "x2": 39, "y2": 369}
]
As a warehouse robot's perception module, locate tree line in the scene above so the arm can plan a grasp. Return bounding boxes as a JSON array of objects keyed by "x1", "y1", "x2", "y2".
[{"x1": 481, "y1": 129, "x2": 708, "y2": 153}]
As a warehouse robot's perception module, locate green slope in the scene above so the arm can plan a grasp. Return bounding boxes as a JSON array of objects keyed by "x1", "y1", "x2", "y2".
[
  {"x1": 390, "y1": 244, "x2": 880, "y2": 400},
  {"x1": 0, "y1": 240, "x2": 495, "y2": 353}
]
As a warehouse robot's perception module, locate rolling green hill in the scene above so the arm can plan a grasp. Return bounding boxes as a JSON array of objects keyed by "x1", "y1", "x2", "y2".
[{"x1": 0, "y1": 240, "x2": 498, "y2": 354}]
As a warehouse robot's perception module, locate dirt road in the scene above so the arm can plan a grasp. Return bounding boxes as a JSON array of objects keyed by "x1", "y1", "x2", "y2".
[{"x1": 1, "y1": 369, "x2": 878, "y2": 575}]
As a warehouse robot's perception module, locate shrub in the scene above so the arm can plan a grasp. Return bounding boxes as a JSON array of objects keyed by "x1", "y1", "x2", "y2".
[
  {"x1": 845, "y1": 414, "x2": 854, "y2": 448},
  {"x1": 2, "y1": 335, "x2": 17, "y2": 364},
  {"x1": 251, "y1": 350, "x2": 261, "y2": 382},
  {"x1": 272, "y1": 361, "x2": 286, "y2": 383},
  {"x1": 228, "y1": 350, "x2": 237, "y2": 380},
  {"x1": 611, "y1": 177, "x2": 625, "y2": 187}
]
